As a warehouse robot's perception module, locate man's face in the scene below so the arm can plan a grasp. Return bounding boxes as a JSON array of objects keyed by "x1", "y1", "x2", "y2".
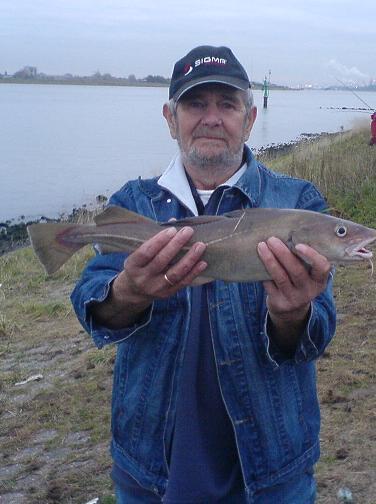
[{"x1": 164, "y1": 84, "x2": 257, "y2": 170}]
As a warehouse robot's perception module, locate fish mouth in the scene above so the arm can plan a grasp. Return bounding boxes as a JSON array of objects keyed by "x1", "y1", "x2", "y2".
[{"x1": 345, "y1": 238, "x2": 376, "y2": 260}]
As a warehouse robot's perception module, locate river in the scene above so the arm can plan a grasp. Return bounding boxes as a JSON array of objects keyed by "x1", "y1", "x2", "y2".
[{"x1": 0, "y1": 84, "x2": 374, "y2": 222}]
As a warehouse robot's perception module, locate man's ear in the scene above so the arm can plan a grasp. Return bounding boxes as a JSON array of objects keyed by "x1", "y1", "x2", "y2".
[
  {"x1": 243, "y1": 106, "x2": 257, "y2": 142},
  {"x1": 163, "y1": 103, "x2": 177, "y2": 139}
]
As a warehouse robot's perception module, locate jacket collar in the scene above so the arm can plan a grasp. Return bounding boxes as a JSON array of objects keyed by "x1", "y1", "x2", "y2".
[
  {"x1": 233, "y1": 145, "x2": 262, "y2": 208},
  {"x1": 157, "y1": 153, "x2": 198, "y2": 215}
]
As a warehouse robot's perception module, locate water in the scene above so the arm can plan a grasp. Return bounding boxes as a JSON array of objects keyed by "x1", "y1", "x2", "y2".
[{"x1": 1, "y1": 84, "x2": 374, "y2": 222}]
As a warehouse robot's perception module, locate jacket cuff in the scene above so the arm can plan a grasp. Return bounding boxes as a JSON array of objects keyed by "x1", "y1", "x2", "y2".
[
  {"x1": 263, "y1": 301, "x2": 320, "y2": 367},
  {"x1": 83, "y1": 275, "x2": 154, "y2": 349}
]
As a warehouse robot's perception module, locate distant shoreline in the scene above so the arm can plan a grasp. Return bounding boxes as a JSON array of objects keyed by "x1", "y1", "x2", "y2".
[
  {"x1": 0, "y1": 78, "x2": 168, "y2": 89},
  {"x1": 0, "y1": 78, "x2": 288, "y2": 91},
  {"x1": 1, "y1": 79, "x2": 376, "y2": 92}
]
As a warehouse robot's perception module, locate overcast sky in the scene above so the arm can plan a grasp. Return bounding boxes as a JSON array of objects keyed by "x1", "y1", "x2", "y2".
[{"x1": 1, "y1": 0, "x2": 375, "y2": 87}]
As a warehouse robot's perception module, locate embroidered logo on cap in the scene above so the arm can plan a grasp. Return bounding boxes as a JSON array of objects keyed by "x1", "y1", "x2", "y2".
[
  {"x1": 183, "y1": 64, "x2": 193, "y2": 76},
  {"x1": 194, "y1": 57, "x2": 227, "y2": 67}
]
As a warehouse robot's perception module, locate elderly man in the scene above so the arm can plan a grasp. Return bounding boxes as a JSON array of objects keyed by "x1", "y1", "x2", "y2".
[{"x1": 71, "y1": 45, "x2": 335, "y2": 503}]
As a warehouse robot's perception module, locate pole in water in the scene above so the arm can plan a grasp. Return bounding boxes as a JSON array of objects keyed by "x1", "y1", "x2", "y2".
[{"x1": 263, "y1": 71, "x2": 271, "y2": 108}]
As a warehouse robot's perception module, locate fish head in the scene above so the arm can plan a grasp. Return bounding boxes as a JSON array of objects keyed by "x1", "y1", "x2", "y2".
[
  {"x1": 337, "y1": 220, "x2": 376, "y2": 261},
  {"x1": 290, "y1": 212, "x2": 376, "y2": 263}
]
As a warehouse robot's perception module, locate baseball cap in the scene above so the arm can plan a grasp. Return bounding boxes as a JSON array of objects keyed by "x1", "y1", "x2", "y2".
[{"x1": 169, "y1": 45, "x2": 251, "y2": 102}]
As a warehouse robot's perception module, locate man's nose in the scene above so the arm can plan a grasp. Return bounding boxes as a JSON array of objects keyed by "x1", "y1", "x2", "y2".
[{"x1": 201, "y1": 104, "x2": 222, "y2": 127}]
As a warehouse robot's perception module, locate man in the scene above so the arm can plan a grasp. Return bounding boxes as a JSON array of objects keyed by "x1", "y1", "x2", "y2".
[{"x1": 71, "y1": 46, "x2": 336, "y2": 503}]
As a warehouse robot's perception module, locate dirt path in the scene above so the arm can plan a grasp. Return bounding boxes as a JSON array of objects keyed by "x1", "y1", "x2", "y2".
[{"x1": 0, "y1": 249, "x2": 375, "y2": 503}]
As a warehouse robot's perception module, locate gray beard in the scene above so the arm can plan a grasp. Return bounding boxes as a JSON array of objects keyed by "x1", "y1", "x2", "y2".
[{"x1": 180, "y1": 145, "x2": 244, "y2": 170}]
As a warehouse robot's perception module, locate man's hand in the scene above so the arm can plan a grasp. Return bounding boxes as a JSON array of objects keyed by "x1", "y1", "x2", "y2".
[
  {"x1": 92, "y1": 226, "x2": 207, "y2": 329},
  {"x1": 114, "y1": 225, "x2": 207, "y2": 304},
  {"x1": 257, "y1": 237, "x2": 331, "y2": 353}
]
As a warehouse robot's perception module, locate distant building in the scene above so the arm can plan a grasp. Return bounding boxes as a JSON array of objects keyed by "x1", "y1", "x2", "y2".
[{"x1": 13, "y1": 66, "x2": 38, "y2": 79}]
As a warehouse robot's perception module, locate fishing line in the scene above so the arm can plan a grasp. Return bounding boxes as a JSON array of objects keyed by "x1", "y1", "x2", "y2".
[
  {"x1": 320, "y1": 107, "x2": 372, "y2": 114},
  {"x1": 334, "y1": 77, "x2": 375, "y2": 111}
]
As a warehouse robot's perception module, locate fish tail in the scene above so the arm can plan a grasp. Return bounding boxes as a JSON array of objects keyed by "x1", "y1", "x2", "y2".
[{"x1": 27, "y1": 222, "x2": 85, "y2": 275}]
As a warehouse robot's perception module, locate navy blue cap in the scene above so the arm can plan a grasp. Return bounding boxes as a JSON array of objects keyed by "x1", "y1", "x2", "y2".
[{"x1": 169, "y1": 45, "x2": 250, "y2": 102}]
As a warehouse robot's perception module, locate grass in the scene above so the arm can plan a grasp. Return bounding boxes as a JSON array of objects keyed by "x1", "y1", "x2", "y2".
[
  {"x1": 19, "y1": 300, "x2": 71, "y2": 319},
  {"x1": 0, "y1": 245, "x2": 114, "y2": 502},
  {"x1": 0, "y1": 128, "x2": 375, "y2": 503},
  {"x1": 261, "y1": 128, "x2": 376, "y2": 227}
]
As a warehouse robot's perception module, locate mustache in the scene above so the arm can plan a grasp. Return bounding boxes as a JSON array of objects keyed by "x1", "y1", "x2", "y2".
[{"x1": 192, "y1": 129, "x2": 226, "y2": 140}]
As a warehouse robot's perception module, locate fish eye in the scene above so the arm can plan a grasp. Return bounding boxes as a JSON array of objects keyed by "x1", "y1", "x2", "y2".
[{"x1": 335, "y1": 225, "x2": 347, "y2": 237}]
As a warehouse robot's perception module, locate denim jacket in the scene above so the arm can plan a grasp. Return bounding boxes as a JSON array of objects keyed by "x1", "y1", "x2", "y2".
[{"x1": 71, "y1": 146, "x2": 336, "y2": 501}]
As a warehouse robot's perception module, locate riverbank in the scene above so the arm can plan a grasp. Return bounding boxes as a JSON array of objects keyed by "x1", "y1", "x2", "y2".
[{"x1": 1, "y1": 128, "x2": 375, "y2": 503}]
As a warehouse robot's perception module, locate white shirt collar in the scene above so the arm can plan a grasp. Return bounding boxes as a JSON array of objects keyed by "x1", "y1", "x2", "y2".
[{"x1": 157, "y1": 152, "x2": 246, "y2": 216}]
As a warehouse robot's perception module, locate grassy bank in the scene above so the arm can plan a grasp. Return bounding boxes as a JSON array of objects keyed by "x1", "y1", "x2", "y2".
[
  {"x1": 260, "y1": 128, "x2": 376, "y2": 227},
  {"x1": 0, "y1": 129, "x2": 375, "y2": 503}
]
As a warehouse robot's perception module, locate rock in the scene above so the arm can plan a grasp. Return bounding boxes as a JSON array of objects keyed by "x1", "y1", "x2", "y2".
[
  {"x1": 336, "y1": 448, "x2": 350, "y2": 460},
  {"x1": 15, "y1": 374, "x2": 43, "y2": 386},
  {"x1": 321, "y1": 389, "x2": 348, "y2": 404},
  {"x1": 337, "y1": 487, "x2": 353, "y2": 502}
]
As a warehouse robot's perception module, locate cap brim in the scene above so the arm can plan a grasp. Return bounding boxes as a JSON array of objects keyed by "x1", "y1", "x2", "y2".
[{"x1": 173, "y1": 75, "x2": 250, "y2": 102}]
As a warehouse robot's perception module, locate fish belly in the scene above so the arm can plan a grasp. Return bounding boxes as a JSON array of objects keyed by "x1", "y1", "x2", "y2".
[{"x1": 202, "y1": 245, "x2": 270, "y2": 282}]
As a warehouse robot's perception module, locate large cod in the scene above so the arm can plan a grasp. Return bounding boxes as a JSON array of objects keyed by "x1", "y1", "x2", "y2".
[{"x1": 27, "y1": 206, "x2": 376, "y2": 281}]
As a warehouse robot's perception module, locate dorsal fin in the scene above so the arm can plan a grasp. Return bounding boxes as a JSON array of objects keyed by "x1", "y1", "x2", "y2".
[{"x1": 94, "y1": 206, "x2": 155, "y2": 226}]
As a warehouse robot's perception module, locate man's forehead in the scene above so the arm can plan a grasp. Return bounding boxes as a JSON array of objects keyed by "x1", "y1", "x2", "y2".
[{"x1": 178, "y1": 83, "x2": 244, "y2": 101}]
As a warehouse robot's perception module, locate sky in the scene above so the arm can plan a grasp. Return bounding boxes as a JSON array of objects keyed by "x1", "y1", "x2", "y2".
[{"x1": 1, "y1": 0, "x2": 375, "y2": 87}]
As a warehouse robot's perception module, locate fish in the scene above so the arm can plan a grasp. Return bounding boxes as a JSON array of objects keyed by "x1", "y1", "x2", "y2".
[{"x1": 27, "y1": 205, "x2": 376, "y2": 282}]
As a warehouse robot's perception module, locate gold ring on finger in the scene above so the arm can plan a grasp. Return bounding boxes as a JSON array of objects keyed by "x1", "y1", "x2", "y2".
[{"x1": 164, "y1": 273, "x2": 175, "y2": 286}]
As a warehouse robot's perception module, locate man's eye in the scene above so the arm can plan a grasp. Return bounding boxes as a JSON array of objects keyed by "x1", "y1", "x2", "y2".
[
  {"x1": 189, "y1": 101, "x2": 205, "y2": 109},
  {"x1": 221, "y1": 101, "x2": 235, "y2": 109}
]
